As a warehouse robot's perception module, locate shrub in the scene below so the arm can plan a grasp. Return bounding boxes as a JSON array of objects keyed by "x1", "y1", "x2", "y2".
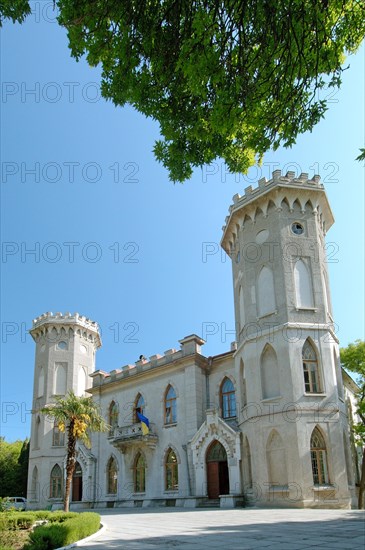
[
  {"x1": 24, "y1": 512, "x2": 100, "y2": 550},
  {"x1": 0, "y1": 512, "x2": 37, "y2": 531}
]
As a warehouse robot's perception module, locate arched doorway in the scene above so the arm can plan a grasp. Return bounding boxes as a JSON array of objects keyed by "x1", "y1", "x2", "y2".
[
  {"x1": 206, "y1": 440, "x2": 229, "y2": 498},
  {"x1": 72, "y1": 462, "x2": 83, "y2": 502}
]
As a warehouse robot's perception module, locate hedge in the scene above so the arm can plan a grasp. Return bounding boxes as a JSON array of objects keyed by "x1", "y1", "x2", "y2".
[
  {"x1": 0, "y1": 512, "x2": 78, "y2": 532},
  {"x1": 23, "y1": 512, "x2": 100, "y2": 550}
]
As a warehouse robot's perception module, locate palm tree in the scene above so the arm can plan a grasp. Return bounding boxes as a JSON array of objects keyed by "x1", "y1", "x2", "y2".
[{"x1": 41, "y1": 391, "x2": 108, "y2": 512}]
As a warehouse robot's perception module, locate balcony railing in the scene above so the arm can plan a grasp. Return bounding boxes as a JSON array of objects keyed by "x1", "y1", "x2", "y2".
[{"x1": 108, "y1": 423, "x2": 158, "y2": 451}]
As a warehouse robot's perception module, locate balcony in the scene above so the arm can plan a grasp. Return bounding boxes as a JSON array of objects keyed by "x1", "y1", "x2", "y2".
[{"x1": 108, "y1": 423, "x2": 158, "y2": 452}]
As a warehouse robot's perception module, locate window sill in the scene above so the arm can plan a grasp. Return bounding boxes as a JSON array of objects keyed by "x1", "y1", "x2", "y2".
[
  {"x1": 295, "y1": 307, "x2": 317, "y2": 312},
  {"x1": 304, "y1": 392, "x2": 326, "y2": 397},
  {"x1": 261, "y1": 396, "x2": 282, "y2": 403},
  {"x1": 257, "y1": 310, "x2": 277, "y2": 320},
  {"x1": 163, "y1": 423, "x2": 177, "y2": 429},
  {"x1": 164, "y1": 489, "x2": 179, "y2": 494},
  {"x1": 312, "y1": 485, "x2": 335, "y2": 491}
]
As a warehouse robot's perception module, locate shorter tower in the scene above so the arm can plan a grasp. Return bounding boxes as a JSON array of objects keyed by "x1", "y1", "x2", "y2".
[{"x1": 27, "y1": 312, "x2": 101, "y2": 509}]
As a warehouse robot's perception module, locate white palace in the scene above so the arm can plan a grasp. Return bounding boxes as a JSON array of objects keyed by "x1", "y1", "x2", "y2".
[{"x1": 27, "y1": 170, "x2": 361, "y2": 509}]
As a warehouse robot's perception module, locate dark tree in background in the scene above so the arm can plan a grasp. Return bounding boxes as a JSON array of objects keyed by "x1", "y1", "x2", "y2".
[{"x1": 0, "y1": 437, "x2": 29, "y2": 497}]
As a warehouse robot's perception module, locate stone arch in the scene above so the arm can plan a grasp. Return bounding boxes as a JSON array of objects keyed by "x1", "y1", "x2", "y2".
[
  {"x1": 50, "y1": 464, "x2": 63, "y2": 498},
  {"x1": 77, "y1": 365, "x2": 87, "y2": 396},
  {"x1": 206, "y1": 440, "x2": 229, "y2": 498},
  {"x1": 106, "y1": 455, "x2": 118, "y2": 495},
  {"x1": 302, "y1": 338, "x2": 322, "y2": 393},
  {"x1": 294, "y1": 259, "x2": 314, "y2": 308},
  {"x1": 133, "y1": 392, "x2": 146, "y2": 423},
  {"x1": 219, "y1": 376, "x2": 237, "y2": 419},
  {"x1": 240, "y1": 358, "x2": 247, "y2": 407},
  {"x1": 241, "y1": 436, "x2": 253, "y2": 489},
  {"x1": 31, "y1": 465, "x2": 39, "y2": 501},
  {"x1": 333, "y1": 348, "x2": 344, "y2": 399},
  {"x1": 343, "y1": 430, "x2": 353, "y2": 486},
  {"x1": 54, "y1": 363, "x2": 67, "y2": 395},
  {"x1": 257, "y1": 266, "x2": 276, "y2": 317},
  {"x1": 260, "y1": 344, "x2": 280, "y2": 399},
  {"x1": 280, "y1": 196, "x2": 291, "y2": 211},
  {"x1": 33, "y1": 415, "x2": 41, "y2": 449},
  {"x1": 266, "y1": 430, "x2": 288, "y2": 487},
  {"x1": 310, "y1": 425, "x2": 330, "y2": 484},
  {"x1": 37, "y1": 366, "x2": 45, "y2": 398},
  {"x1": 164, "y1": 384, "x2": 177, "y2": 424},
  {"x1": 239, "y1": 285, "x2": 245, "y2": 329}
]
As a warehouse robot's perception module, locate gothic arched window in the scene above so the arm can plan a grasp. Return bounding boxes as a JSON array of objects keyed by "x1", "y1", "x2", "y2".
[
  {"x1": 133, "y1": 394, "x2": 145, "y2": 423},
  {"x1": 133, "y1": 452, "x2": 146, "y2": 493},
  {"x1": 310, "y1": 427, "x2": 329, "y2": 485},
  {"x1": 52, "y1": 421, "x2": 65, "y2": 447},
  {"x1": 109, "y1": 401, "x2": 119, "y2": 435},
  {"x1": 107, "y1": 456, "x2": 118, "y2": 494},
  {"x1": 165, "y1": 448, "x2": 178, "y2": 491},
  {"x1": 164, "y1": 385, "x2": 177, "y2": 424},
  {"x1": 77, "y1": 365, "x2": 87, "y2": 396},
  {"x1": 220, "y1": 377, "x2": 236, "y2": 419},
  {"x1": 302, "y1": 340, "x2": 322, "y2": 393},
  {"x1": 50, "y1": 464, "x2": 63, "y2": 498}
]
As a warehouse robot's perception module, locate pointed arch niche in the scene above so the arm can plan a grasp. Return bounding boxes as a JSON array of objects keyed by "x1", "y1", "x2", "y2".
[
  {"x1": 266, "y1": 430, "x2": 288, "y2": 488},
  {"x1": 54, "y1": 363, "x2": 67, "y2": 395},
  {"x1": 261, "y1": 345, "x2": 280, "y2": 400},
  {"x1": 294, "y1": 259, "x2": 314, "y2": 308},
  {"x1": 239, "y1": 286, "x2": 245, "y2": 329},
  {"x1": 257, "y1": 266, "x2": 276, "y2": 317}
]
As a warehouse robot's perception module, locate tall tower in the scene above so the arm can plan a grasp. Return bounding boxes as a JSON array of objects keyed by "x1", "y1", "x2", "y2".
[
  {"x1": 27, "y1": 312, "x2": 101, "y2": 510},
  {"x1": 221, "y1": 170, "x2": 353, "y2": 507}
]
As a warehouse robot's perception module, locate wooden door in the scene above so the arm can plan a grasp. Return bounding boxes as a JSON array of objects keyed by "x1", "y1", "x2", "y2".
[
  {"x1": 219, "y1": 461, "x2": 229, "y2": 495},
  {"x1": 207, "y1": 462, "x2": 220, "y2": 499}
]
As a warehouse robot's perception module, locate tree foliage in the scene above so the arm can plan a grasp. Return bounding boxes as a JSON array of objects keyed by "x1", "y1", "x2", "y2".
[
  {"x1": 340, "y1": 339, "x2": 365, "y2": 509},
  {"x1": 2, "y1": 1, "x2": 365, "y2": 181},
  {"x1": 0, "y1": 437, "x2": 29, "y2": 497},
  {"x1": 41, "y1": 391, "x2": 108, "y2": 512}
]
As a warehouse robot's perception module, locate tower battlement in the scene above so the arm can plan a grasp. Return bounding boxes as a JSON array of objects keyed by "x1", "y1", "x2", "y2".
[
  {"x1": 221, "y1": 169, "x2": 334, "y2": 254},
  {"x1": 32, "y1": 311, "x2": 99, "y2": 331},
  {"x1": 31, "y1": 312, "x2": 101, "y2": 347}
]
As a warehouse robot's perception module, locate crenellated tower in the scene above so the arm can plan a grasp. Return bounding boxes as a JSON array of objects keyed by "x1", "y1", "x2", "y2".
[
  {"x1": 27, "y1": 312, "x2": 101, "y2": 509},
  {"x1": 221, "y1": 170, "x2": 354, "y2": 507}
]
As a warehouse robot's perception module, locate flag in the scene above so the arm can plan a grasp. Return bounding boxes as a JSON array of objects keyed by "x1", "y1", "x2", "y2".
[{"x1": 137, "y1": 412, "x2": 150, "y2": 435}]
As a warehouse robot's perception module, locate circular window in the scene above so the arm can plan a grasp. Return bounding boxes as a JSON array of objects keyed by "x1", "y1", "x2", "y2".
[
  {"x1": 291, "y1": 222, "x2": 304, "y2": 235},
  {"x1": 57, "y1": 341, "x2": 67, "y2": 350},
  {"x1": 80, "y1": 344, "x2": 87, "y2": 354}
]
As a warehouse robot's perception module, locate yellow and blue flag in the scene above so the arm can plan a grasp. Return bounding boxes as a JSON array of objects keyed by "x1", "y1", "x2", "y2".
[{"x1": 137, "y1": 412, "x2": 150, "y2": 435}]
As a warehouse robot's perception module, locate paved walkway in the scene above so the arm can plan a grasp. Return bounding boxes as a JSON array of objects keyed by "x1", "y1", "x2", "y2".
[{"x1": 78, "y1": 508, "x2": 365, "y2": 550}]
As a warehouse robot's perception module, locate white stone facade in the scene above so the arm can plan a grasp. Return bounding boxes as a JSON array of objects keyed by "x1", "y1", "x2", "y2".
[{"x1": 27, "y1": 171, "x2": 358, "y2": 509}]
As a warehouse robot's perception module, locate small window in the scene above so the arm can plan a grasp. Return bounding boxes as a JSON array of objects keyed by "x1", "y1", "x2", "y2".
[
  {"x1": 291, "y1": 222, "x2": 304, "y2": 235},
  {"x1": 165, "y1": 449, "x2": 178, "y2": 491},
  {"x1": 302, "y1": 340, "x2": 322, "y2": 393},
  {"x1": 164, "y1": 386, "x2": 177, "y2": 424},
  {"x1": 57, "y1": 341, "x2": 68, "y2": 350},
  {"x1": 220, "y1": 377, "x2": 236, "y2": 419}
]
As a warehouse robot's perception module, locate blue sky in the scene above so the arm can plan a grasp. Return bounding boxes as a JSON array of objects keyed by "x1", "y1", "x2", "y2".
[{"x1": 1, "y1": 3, "x2": 364, "y2": 442}]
